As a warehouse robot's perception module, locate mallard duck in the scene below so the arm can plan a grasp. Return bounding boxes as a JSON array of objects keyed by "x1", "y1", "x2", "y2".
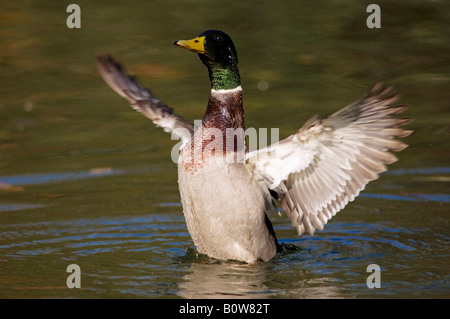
[{"x1": 96, "y1": 30, "x2": 411, "y2": 263}]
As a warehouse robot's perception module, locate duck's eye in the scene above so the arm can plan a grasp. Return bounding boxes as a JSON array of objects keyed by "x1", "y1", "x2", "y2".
[{"x1": 215, "y1": 35, "x2": 223, "y2": 42}]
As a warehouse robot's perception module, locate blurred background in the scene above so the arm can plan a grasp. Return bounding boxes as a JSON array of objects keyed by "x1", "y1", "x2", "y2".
[{"x1": 0, "y1": 0, "x2": 448, "y2": 298}]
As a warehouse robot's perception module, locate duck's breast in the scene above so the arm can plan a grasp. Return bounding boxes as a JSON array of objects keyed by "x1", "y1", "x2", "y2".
[{"x1": 177, "y1": 156, "x2": 278, "y2": 262}]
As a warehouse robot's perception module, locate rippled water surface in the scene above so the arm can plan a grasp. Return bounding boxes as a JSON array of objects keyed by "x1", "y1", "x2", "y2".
[{"x1": 0, "y1": 0, "x2": 449, "y2": 299}]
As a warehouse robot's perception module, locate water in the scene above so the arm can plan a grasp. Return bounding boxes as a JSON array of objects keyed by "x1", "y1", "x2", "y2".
[{"x1": 0, "y1": 0, "x2": 449, "y2": 299}]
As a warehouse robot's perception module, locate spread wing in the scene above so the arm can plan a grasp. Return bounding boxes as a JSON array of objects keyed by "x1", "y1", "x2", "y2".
[
  {"x1": 95, "y1": 54, "x2": 194, "y2": 146},
  {"x1": 246, "y1": 83, "x2": 412, "y2": 235}
]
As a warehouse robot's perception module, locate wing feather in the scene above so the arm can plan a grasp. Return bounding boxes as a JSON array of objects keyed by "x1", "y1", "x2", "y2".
[
  {"x1": 95, "y1": 54, "x2": 194, "y2": 145},
  {"x1": 246, "y1": 83, "x2": 412, "y2": 235}
]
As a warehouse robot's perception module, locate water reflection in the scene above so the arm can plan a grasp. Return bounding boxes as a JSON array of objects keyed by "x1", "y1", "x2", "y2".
[
  {"x1": 0, "y1": 203, "x2": 47, "y2": 212},
  {"x1": 0, "y1": 167, "x2": 125, "y2": 187},
  {"x1": 177, "y1": 259, "x2": 341, "y2": 299},
  {"x1": 178, "y1": 262, "x2": 274, "y2": 298}
]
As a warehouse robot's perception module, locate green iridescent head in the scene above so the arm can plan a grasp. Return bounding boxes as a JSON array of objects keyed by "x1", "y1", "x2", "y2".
[{"x1": 174, "y1": 30, "x2": 241, "y2": 90}]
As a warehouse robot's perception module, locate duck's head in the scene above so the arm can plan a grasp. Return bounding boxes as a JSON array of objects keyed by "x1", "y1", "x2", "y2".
[{"x1": 174, "y1": 30, "x2": 240, "y2": 90}]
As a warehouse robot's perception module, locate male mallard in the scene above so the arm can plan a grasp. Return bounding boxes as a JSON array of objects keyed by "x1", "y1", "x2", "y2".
[{"x1": 96, "y1": 30, "x2": 411, "y2": 263}]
